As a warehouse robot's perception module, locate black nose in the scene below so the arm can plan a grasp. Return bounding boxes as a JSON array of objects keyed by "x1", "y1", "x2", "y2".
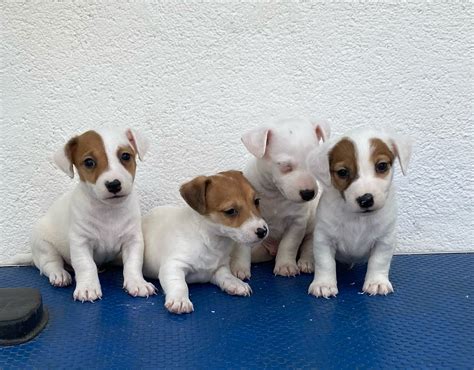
[
  {"x1": 105, "y1": 179, "x2": 122, "y2": 194},
  {"x1": 357, "y1": 193, "x2": 374, "y2": 209},
  {"x1": 299, "y1": 189, "x2": 315, "y2": 201},
  {"x1": 256, "y1": 226, "x2": 268, "y2": 239}
]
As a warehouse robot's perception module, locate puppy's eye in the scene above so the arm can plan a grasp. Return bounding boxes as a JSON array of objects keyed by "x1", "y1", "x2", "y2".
[
  {"x1": 254, "y1": 198, "x2": 260, "y2": 207},
  {"x1": 278, "y1": 162, "x2": 293, "y2": 174},
  {"x1": 376, "y1": 162, "x2": 389, "y2": 173},
  {"x1": 336, "y1": 168, "x2": 349, "y2": 179},
  {"x1": 223, "y1": 208, "x2": 238, "y2": 217},
  {"x1": 121, "y1": 152, "x2": 132, "y2": 161},
  {"x1": 84, "y1": 158, "x2": 96, "y2": 169}
]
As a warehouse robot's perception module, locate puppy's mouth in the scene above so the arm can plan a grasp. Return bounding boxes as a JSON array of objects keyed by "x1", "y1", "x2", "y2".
[{"x1": 105, "y1": 194, "x2": 128, "y2": 200}]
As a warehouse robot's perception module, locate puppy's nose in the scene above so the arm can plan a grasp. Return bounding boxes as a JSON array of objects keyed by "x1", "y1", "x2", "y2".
[
  {"x1": 256, "y1": 226, "x2": 268, "y2": 239},
  {"x1": 357, "y1": 193, "x2": 374, "y2": 209},
  {"x1": 299, "y1": 189, "x2": 315, "y2": 201},
  {"x1": 105, "y1": 179, "x2": 122, "y2": 194}
]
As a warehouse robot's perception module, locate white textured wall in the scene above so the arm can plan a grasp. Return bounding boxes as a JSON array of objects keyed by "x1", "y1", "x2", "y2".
[{"x1": 1, "y1": 2, "x2": 472, "y2": 264}]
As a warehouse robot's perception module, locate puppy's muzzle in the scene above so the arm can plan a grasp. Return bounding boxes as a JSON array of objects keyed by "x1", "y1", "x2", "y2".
[
  {"x1": 299, "y1": 189, "x2": 315, "y2": 202},
  {"x1": 105, "y1": 179, "x2": 122, "y2": 194},
  {"x1": 255, "y1": 225, "x2": 268, "y2": 239},
  {"x1": 357, "y1": 193, "x2": 374, "y2": 209}
]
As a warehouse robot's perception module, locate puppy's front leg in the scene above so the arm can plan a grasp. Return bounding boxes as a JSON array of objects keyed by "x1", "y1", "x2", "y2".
[
  {"x1": 363, "y1": 236, "x2": 395, "y2": 296},
  {"x1": 70, "y1": 237, "x2": 102, "y2": 302},
  {"x1": 211, "y1": 265, "x2": 252, "y2": 296},
  {"x1": 122, "y1": 235, "x2": 156, "y2": 298},
  {"x1": 230, "y1": 243, "x2": 252, "y2": 280},
  {"x1": 308, "y1": 233, "x2": 338, "y2": 298},
  {"x1": 159, "y1": 264, "x2": 194, "y2": 314},
  {"x1": 274, "y1": 224, "x2": 306, "y2": 276}
]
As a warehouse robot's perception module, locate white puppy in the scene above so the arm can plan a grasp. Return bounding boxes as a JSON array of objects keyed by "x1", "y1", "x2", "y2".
[
  {"x1": 31, "y1": 128, "x2": 156, "y2": 302},
  {"x1": 307, "y1": 127, "x2": 412, "y2": 298},
  {"x1": 231, "y1": 118, "x2": 330, "y2": 278},
  {"x1": 143, "y1": 171, "x2": 268, "y2": 314}
]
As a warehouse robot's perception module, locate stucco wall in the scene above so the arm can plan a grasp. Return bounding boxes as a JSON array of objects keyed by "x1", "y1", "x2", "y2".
[{"x1": 1, "y1": 1, "x2": 472, "y2": 264}]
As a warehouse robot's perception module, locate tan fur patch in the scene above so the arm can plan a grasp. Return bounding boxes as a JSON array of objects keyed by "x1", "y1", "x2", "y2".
[
  {"x1": 329, "y1": 138, "x2": 358, "y2": 193},
  {"x1": 180, "y1": 170, "x2": 260, "y2": 228},
  {"x1": 370, "y1": 138, "x2": 395, "y2": 178},
  {"x1": 117, "y1": 145, "x2": 137, "y2": 179},
  {"x1": 66, "y1": 131, "x2": 108, "y2": 184}
]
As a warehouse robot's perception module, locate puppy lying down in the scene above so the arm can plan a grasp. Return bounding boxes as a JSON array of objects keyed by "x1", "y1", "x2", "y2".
[{"x1": 143, "y1": 171, "x2": 268, "y2": 314}]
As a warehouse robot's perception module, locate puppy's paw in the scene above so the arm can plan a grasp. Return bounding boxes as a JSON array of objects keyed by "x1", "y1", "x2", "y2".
[
  {"x1": 49, "y1": 269, "x2": 72, "y2": 287},
  {"x1": 363, "y1": 278, "x2": 394, "y2": 296},
  {"x1": 165, "y1": 297, "x2": 194, "y2": 314},
  {"x1": 308, "y1": 280, "x2": 338, "y2": 298},
  {"x1": 74, "y1": 280, "x2": 102, "y2": 302},
  {"x1": 297, "y1": 258, "x2": 314, "y2": 274},
  {"x1": 274, "y1": 261, "x2": 300, "y2": 277},
  {"x1": 124, "y1": 278, "x2": 157, "y2": 298},
  {"x1": 230, "y1": 263, "x2": 251, "y2": 281},
  {"x1": 222, "y1": 279, "x2": 252, "y2": 297}
]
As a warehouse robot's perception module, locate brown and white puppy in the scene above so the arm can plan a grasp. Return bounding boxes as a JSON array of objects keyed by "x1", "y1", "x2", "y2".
[
  {"x1": 307, "y1": 127, "x2": 412, "y2": 298},
  {"x1": 31, "y1": 128, "x2": 155, "y2": 302},
  {"x1": 142, "y1": 171, "x2": 268, "y2": 314}
]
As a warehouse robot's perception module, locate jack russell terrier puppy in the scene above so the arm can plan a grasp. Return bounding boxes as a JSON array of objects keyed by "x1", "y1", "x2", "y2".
[
  {"x1": 142, "y1": 170, "x2": 268, "y2": 314},
  {"x1": 31, "y1": 128, "x2": 156, "y2": 302},
  {"x1": 307, "y1": 127, "x2": 412, "y2": 298},
  {"x1": 231, "y1": 118, "x2": 330, "y2": 278}
]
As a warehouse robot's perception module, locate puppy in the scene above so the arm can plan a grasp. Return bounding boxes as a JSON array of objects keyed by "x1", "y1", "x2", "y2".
[
  {"x1": 307, "y1": 127, "x2": 412, "y2": 297},
  {"x1": 231, "y1": 118, "x2": 330, "y2": 278},
  {"x1": 142, "y1": 171, "x2": 268, "y2": 314},
  {"x1": 31, "y1": 128, "x2": 156, "y2": 302}
]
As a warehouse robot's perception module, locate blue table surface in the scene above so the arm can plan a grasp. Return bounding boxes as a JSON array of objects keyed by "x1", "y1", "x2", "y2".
[{"x1": 0, "y1": 254, "x2": 473, "y2": 369}]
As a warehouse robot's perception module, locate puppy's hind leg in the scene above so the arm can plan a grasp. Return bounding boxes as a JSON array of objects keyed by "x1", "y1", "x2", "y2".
[
  {"x1": 32, "y1": 238, "x2": 72, "y2": 287},
  {"x1": 297, "y1": 234, "x2": 315, "y2": 274}
]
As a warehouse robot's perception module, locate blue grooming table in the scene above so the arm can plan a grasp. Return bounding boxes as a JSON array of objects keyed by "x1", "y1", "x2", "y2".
[{"x1": 0, "y1": 254, "x2": 473, "y2": 369}]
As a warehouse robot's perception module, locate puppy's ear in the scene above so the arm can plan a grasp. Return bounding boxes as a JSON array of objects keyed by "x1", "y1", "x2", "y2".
[
  {"x1": 389, "y1": 134, "x2": 413, "y2": 176},
  {"x1": 312, "y1": 120, "x2": 331, "y2": 143},
  {"x1": 53, "y1": 137, "x2": 77, "y2": 178},
  {"x1": 307, "y1": 144, "x2": 331, "y2": 187},
  {"x1": 126, "y1": 128, "x2": 149, "y2": 161},
  {"x1": 241, "y1": 127, "x2": 270, "y2": 158},
  {"x1": 179, "y1": 176, "x2": 211, "y2": 215}
]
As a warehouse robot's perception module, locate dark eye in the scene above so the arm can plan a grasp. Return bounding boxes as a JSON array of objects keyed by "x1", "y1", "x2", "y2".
[
  {"x1": 336, "y1": 168, "x2": 349, "y2": 179},
  {"x1": 223, "y1": 208, "x2": 238, "y2": 217},
  {"x1": 84, "y1": 158, "x2": 96, "y2": 169},
  {"x1": 376, "y1": 162, "x2": 389, "y2": 173},
  {"x1": 121, "y1": 152, "x2": 131, "y2": 161},
  {"x1": 254, "y1": 198, "x2": 260, "y2": 207}
]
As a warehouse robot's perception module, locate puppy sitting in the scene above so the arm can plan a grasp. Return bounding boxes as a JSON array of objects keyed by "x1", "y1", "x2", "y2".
[
  {"x1": 307, "y1": 127, "x2": 412, "y2": 297},
  {"x1": 231, "y1": 118, "x2": 330, "y2": 277},
  {"x1": 31, "y1": 128, "x2": 156, "y2": 302},
  {"x1": 142, "y1": 171, "x2": 268, "y2": 314}
]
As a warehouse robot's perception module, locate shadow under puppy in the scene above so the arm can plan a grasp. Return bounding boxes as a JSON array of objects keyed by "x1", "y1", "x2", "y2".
[
  {"x1": 142, "y1": 171, "x2": 268, "y2": 314},
  {"x1": 31, "y1": 128, "x2": 156, "y2": 302},
  {"x1": 307, "y1": 127, "x2": 412, "y2": 298}
]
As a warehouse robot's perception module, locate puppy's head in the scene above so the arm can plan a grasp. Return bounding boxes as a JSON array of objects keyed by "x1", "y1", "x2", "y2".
[
  {"x1": 54, "y1": 128, "x2": 149, "y2": 203},
  {"x1": 242, "y1": 118, "x2": 330, "y2": 203},
  {"x1": 180, "y1": 170, "x2": 268, "y2": 245},
  {"x1": 308, "y1": 128, "x2": 412, "y2": 214}
]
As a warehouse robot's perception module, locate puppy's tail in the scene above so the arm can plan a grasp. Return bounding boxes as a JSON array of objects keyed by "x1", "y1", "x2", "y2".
[{"x1": 2, "y1": 252, "x2": 33, "y2": 266}]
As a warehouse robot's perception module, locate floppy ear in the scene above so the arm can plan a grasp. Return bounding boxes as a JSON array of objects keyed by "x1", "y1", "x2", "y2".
[
  {"x1": 389, "y1": 134, "x2": 413, "y2": 176},
  {"x1": 179, "y1": 176, "x2": 211, "y2": 215},
  {"x1": 307, "y1": 144, "x2": 332, "y2": 187},
  {"x1": 312, "y1": 120, "x2": 331, "y2": 143},
  {"x1": 53, "y1": 137, "x2": 77, "y2": 178},
  {"x1": 241, "y1": 127, "x2": 270, "y2": 158},
  {"x1": 126, "y1": 128, "x2": 149, "y2": 161}
]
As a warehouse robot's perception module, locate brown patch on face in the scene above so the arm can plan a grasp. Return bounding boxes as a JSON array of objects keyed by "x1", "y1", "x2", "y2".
[
  {"x1": 180, "y1": 170, "x2": 260, "y2": 228},
  {"x1": 370, "y1": 138, "x2": 395, "y2": 178},
  {"x1": 117, "y1": 145, "x2": 137, "y2": 179},
  {"x1": 65, "y1": 131, "x2": 108, "y2": 184},
  {"x1": 329, "y1": 138, "x2": 358, "y2": 194}
]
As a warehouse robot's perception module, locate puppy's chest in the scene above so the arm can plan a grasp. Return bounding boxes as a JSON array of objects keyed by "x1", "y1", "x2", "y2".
[{"x1": 186, "y1": 243, "x2": 229, "y2": 283}]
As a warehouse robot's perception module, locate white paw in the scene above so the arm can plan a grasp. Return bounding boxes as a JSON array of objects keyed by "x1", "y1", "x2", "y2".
[
  {"x1": 165, "y1": 297, "x2": 194, "y2": 314},
  {"x1": 308, "y1": 280, "x2": 338, "y2": 298},
  {"x1": 222, "y1": 279, "x2": 252, "y2": 297},
  {"x1": 297, "y1": 258, "x2": 314, "y2": 274},
  {"x1": 124, "y1": 278, "x2": 157, "y2": 298},
  {"x1": 230, "y1": 263, "x2": 251, "y2": 281},
  {"x1": 274, "y1": 261, "x2": 300, "y2": 277},
  {"x1": 48, "y1": 270, "x2": 72, "y2": 287},
  {"x1": 363, "y1": 278, "x2": 394, "y2": 296},
  {"x1": 74, "y1": 280, "x2": 102, "y2": 302}
]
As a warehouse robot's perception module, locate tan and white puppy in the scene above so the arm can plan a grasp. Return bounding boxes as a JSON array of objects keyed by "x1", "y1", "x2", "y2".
[
  {"x1": 307, "y1": 127, "x2": 412, "y2": 298},
  {"x1": 143, "y1": 171, "x2": 268, "y2": 314},
  {"x1": 31, "y1": 128, "x2": 155, "y2": 302},
  {"x1": 231, "y1": 118, "x2": 330, "y2": 278}
]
